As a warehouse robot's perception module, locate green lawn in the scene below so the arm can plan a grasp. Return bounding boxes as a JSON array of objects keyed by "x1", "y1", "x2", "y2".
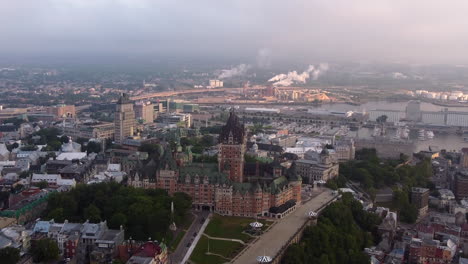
[
  {"x1": 190, "y1": 236, "x2": 243, "y2": 264},
  {"x1": 204, "y1": 214, "x2": 269, "y2": 242},
  {"x1": 170, "y1": 230, "x2": 186, "y2": 251}
]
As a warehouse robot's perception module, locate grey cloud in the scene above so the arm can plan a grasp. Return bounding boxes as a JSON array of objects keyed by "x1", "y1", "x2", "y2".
[{"x1": 1, "y1": 0, "x2": 468, "y2": 64}]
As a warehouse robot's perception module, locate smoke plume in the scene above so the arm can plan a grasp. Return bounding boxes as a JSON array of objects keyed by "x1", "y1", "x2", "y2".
[
  {"x1": 268, "y1": 63, "x2": 329, "y2": 86},
  {"x1": 218, "y1": 64, "x2": 252, "y2": 79}
]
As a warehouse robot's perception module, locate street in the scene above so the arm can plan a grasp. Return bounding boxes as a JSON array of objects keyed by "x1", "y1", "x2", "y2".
[{"x1": 169, "y1": 210, "x2": 210, "y2": 264}]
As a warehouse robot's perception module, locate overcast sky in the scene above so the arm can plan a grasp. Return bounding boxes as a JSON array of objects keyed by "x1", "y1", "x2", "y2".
[{"x1": 1, "y1": 0, "x2": 468, "y2": 64}]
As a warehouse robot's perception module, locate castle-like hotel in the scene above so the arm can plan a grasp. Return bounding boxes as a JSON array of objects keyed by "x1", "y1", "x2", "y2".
[{"x1": 128, "y1": 111, "x2": 302, "y2": 218}]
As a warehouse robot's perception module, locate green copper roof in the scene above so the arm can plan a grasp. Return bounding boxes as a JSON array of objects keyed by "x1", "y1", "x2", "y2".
[
  {"x1": 179, "y1": 163, "x2": 230, "y2": 185},
  {"x1": 270, "y1": 176, "x2": 289, "y2": 194}
]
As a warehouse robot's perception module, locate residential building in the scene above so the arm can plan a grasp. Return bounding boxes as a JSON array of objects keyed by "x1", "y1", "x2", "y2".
[
  {"x1": 408, "y1": 238, "x2": 456, "y2": 264},
  {"x1": 411, "y1": 187, "x2": 430, "y2": 217},
  {"x1": 455, "y1": 170, "x2": 468, "y2": 200}
]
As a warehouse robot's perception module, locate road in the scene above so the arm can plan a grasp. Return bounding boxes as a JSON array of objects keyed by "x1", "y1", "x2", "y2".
[
  {"x1": 130, "y1": 88, "x2": 237, "y2": 101},
  {"x1": 169, "y1": 210, "x2": 210, "y2": 264},
  {"x1": 232, "y1": 189, "x2": 338, "y2": 264}
]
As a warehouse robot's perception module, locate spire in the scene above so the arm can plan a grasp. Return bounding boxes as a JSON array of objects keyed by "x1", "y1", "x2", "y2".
[
  {"x1": 286, "y1": 162, "x2": 301, "y2": 181},
  {"x1": 219, "y1": 111, "x2": 245, "y2": 144}
]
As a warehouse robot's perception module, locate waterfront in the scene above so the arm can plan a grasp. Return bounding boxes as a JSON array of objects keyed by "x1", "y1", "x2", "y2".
[
  {"x1": 240, "y1": 100, "x2": 468, "y2": 153},
  {"x1": 352, "y1": 127, "x2": 468, "y2": 153},
  {"x1": 312, "y1": 100, "x2": 468, "y2": 113}
]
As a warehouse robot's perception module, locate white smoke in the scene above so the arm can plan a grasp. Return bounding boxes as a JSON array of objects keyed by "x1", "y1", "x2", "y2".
[
  {"x1": 392, "y1": 72, "x2": 408, "y2": 79},
  {"x1": 218, "y1": 64, "x2": 252, "y2": 79},
  {"x1": 312, "y1": 63, "x2": 329, "y2": 80},
  {"x1": 268, "y1": 63, "x2": 329, "y2": 86}
]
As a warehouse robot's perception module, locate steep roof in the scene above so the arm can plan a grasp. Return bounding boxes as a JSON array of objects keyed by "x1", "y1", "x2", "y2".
[
  {"x1": 159, "y1": 149, "x2": 177, "y2": 171},
  {"x1": 270, "y1": 176, "x2": 289, "y2": 194},
  {"x1": 117, "y1": 93, "x2": 131, "y2": 104},
  {"x1": 179, "y1": 163, "x2": 230, "y2": 185},
  {"x1": 219, "y1": 111, "x2": 245, "y2": 144},
  {"x1": 285, "y1": 162, "x2": 301, "y2": 182},
  {"x1": 0, "y1": 143, "x2": 10, "y2": 156}
]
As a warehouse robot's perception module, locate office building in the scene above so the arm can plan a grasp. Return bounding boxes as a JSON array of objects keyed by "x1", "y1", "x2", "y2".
[
  {"x1": 134, "y1": 101, "x2": 154, "y2": 124},
  {"x1": 46, "y1": 105, "x2": 76, "y2": 118},
  {"x1": 209, "y1": 80, "x2": 223, "y2": 88},
  {"x1": 158, "y1": 113, "x2": 191, "y2": 128},
  {"x1": 114, "y1": 94, "x2": 135, "y2": 144},
  {"x1": 295, "y1": 149, "x2": 339, "y2": 183}
]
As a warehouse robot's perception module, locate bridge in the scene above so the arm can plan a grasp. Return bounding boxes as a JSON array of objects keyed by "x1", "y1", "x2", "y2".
[
  {"x1": 130, "y1": 88, "x2": 241, "y2": 101},
  {"x1": 232, "y1": 189, "x2": 339, "y2": 264}
]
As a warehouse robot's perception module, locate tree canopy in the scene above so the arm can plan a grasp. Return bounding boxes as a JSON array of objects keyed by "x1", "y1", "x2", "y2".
[
  {"x1": 282, "y1": 194, "x2": 380, "y2": 264},
  {"x1": 0, "y1": 247, "x2": 20, "y2": 264},
  {"x1": 338, "y1": 148, "x2": 432, "y2": 223},
  {"x1": 31, "y1": 238, "x2": 59, "y2": 263},
  {"x1": 44, "y1": 182, "x2": 192, "y2": 241}
]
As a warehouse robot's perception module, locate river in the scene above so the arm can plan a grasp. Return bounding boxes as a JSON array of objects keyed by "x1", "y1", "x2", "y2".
[{"x1": 263, "y1": 100, "x2": 468, "y2": 152}]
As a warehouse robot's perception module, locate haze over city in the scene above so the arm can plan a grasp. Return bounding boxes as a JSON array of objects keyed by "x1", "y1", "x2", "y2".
[
  {"x1": 2, "y1": 1, "x2": 468, "y2": 264},
  {"x1": 2, "y1": 0, "x2": 468, "y2": 64}
]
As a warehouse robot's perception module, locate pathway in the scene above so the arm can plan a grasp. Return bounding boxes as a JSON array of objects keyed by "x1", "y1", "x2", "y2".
[
  {"x1": 232, "y1": 189, "x2": 337, "y2": 264},
  {"x1": 202, "y1": 234, "x2": 246, "y2": 245}
]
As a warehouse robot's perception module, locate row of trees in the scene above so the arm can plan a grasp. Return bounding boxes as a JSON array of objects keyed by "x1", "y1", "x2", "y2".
[
  {"x1": 282, "y1": 194, "x2": 381, "y2": 264},
  {"x1": 44, "y1": 182, "x2": 192, "y2": 241}
]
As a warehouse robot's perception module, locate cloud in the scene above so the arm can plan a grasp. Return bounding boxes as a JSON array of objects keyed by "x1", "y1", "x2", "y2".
[{"x1": 1, "y1": 1, "x2": 468, "y2": 63}]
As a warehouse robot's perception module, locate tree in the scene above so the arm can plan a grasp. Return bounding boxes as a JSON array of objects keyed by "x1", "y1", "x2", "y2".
[
  {"x1": 43, "y1": 182, "x2": 192, "y2": 241},
  {"x1": 60, "y1": 135, "x2": 70, "y2": 143},
  {"x1": 138, "y1": 143, "x2": 163, "y2": 157},
  {"x1": 6, "y1": 142, "x2": 19, "y2": 152},
  {"x1": 35, "y1": 181, "x2": 49, "y2": 189},
  {"x1": 20, "y1": 145, "x2": 38, "y2": 151},
  {"x1": 19, "y1": 171, "x2": 30, "y2": 179},
  {"x1": 86, "y1": 141, "x2": 102, "y2": 154},
  {"x1": 282, "y1": 194, "x2": 373, "y2": 264},
  {"x1": 47, "y1": 208, "x2": 65, "y2": 222},
  {"x1": 84, "y1": 204, "x2": 101, "y2": 223},
  {"x1": 11, "y1": 184, "x2": 24, "y2": 194},
  {"x1": 0, "y1": 247, "x2": 20, "y2": 264},
  {"x1": 400, "y1": 203, "x2": 418, "y2": 224},
  {"x1": 109, "y1": 213, "x2": 127, "y2": 229},
  {"x1": 31, "y1": 238, "x2": 59, "y2": 263},
  {"x1": 376, "y1": 115, "x2": 388, "y2": 123},
  {"x1": 44, "y1": 140, "x2": 62, "y2": 151}
]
